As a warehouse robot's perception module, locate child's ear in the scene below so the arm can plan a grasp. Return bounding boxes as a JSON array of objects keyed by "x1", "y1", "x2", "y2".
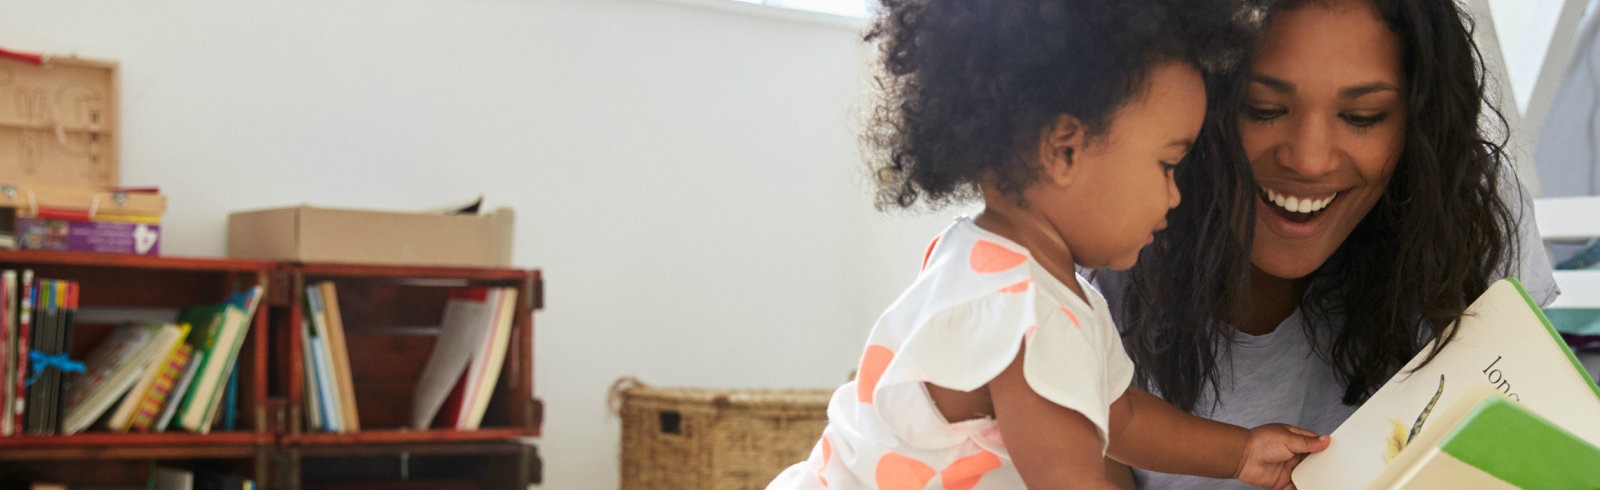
[{"x1": 1038, "y1": 114, "x2": 1086, "y2": 187}]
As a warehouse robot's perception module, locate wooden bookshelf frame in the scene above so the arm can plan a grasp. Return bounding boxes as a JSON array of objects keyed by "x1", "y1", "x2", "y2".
[
  {"x1": 0, "y1": 250, "x2": 276, "y2": 486},
  {"x1": 271, "y1": 262, "x2": 544, "y2": 489},
  {"x1": 0, "y1": 253, "x2": 545, "y2": 489}
]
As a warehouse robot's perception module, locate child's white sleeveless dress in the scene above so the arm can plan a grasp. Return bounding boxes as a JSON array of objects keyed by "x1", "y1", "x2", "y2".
[{"x1": 767, "y1": 218, "x2": 1134, "y2": 490}]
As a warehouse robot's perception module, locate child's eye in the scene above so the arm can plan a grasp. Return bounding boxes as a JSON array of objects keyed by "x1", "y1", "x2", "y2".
[
  {"x1": 1340, "y1": 112, "x2": 1388, "y2": 129},
  {"x1": 1244, "y1": 105, "x2": 1286, "y2": 122},
  {"x1": 1161, "y1": 162, "x2": 1180, "y2": 175}
]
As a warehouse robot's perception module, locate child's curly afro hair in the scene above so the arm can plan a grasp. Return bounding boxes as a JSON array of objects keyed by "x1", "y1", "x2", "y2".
[{"x1": 865, "y1": 0, "x2": 1253, "y2": 209}]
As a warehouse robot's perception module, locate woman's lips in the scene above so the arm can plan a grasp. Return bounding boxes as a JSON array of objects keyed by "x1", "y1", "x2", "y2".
[{"x1": 1257, "y1": 189, "x2": 1344, "y2": 239}]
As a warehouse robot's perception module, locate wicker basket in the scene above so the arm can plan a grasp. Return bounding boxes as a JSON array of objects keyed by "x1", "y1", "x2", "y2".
[{"x1": 613, "y1": 378, "x2": 833, "y2": 490}]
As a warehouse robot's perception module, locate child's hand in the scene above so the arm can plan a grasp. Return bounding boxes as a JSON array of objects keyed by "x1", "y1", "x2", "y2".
[{"x1": 1235, "y1": 424, "x2": 1330, "y2": 490}]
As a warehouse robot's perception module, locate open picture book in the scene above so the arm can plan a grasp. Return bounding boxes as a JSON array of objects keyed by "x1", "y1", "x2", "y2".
[{"x1": 1292, "y1": 278, "x2": 1600, "y2": 489}]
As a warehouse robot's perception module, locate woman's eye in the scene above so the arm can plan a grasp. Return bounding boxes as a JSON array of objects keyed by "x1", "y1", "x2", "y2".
[
  {"x1": 1341, "y1": 112, "x2": 1388, "y2": 128},
  {"x1": 1245, "y1": 105, "x2": 1286, "y2": 122},
  {"x1": 1161, "y1": 162, "x2": 1180, "y2": 175}
]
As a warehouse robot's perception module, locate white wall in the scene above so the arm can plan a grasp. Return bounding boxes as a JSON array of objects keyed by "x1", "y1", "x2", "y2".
[{"x1": 0, "y1": 0, "x2": 956, "y2": 488}]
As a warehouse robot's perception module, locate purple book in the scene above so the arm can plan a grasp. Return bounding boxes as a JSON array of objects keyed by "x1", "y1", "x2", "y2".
[{"x1": 17, "y1": 218, "x2": 160, "y2": 255}]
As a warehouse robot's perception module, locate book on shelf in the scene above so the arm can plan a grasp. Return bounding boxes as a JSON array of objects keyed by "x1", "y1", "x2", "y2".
[
  {"x1": 26, "y1": 279, "x2": 78, "y2": 435},
  {"x1": 1293, "y1": 278, "x2": 1600, "y2": 489},
  {"x1": 221, "y1": 367, "x2": 238, "y2": 431},
  {"x1": 2, "y1": 270, "x2": 14, "y2": 436},
  {"x1": 61, "y1": 322, "x2": 183, "y2": 435},
  {"x1": 153, "y1": 348, "x2": 202, "y2": 432},
  {"x1": 318, "y1": 282, "x2": 360, "y2": 432},
  {"x1": 128, "y1": 342, "x2": 194, "y2": 432},
  {"x1": 411, "y1": 287, "x2": 517, "y2": 430},
  {"x1": 104, "y1": 323, "x2": 191, "y2": 432},
  {"x1": 174, "y1": 286, "x2": 262, "y2": 434},
  {"x1": 12, "y1": 269, "x2": 32, "y2": 433},
  {"x1": 300, "y1": 309, "x2": 324, "y2": 432},
  {"x1": 310, "y1": 334, "x2": 340, "y2": 432},
  {"x1": 1364, "y1": 382, "x2": 1600, "y2": 489},
  {"x1": 303, "y1": 283, "x2": 358, "y2": 433}
]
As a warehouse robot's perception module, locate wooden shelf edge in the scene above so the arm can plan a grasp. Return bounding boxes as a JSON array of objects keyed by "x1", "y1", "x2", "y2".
[
  {"x1": 0, "y1": 432, "x2": 268, "y2": 460},
  {"x1": 0, "y1": 431, "x2": 268, "y2": 448},
  {"x1": 294, "y1": 439, "x2": 535, "y2": 458},
  {"x1": 296, "y1": 262, "x2": 535, "y2": 282},
  {"x1": 290, "y1": 427, "x2": 535, "y2": 446},
  {"x1": 0, "y1": 250, "x2": 269, "y2": 272}
]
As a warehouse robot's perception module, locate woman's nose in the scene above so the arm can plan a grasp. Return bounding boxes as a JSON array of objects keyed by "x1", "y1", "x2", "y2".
[{"x1": 1282, "y1": 115, "x2": 1339, "y2": 177}]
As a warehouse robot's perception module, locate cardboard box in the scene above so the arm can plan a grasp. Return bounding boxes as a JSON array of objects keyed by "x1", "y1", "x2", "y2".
[
  {"x1": 227, "y1": 206, "x2": 514, "y2": 268},
  {"x1": 18, "y1": 217, "x2": 160, "y2": 255}
]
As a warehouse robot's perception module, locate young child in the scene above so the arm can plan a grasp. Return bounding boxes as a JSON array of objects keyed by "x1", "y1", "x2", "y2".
[{"x1": 768, "y1": 1, "x2": 1330, "y2": 489}]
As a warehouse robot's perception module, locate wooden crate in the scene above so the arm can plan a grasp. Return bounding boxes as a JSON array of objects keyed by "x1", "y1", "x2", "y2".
[
  {"x1": 0, "y1": 49, "x2": 118, "y2": 187},
  {"x1": 614, "y1": 379, "x2": 830, "y2": 490}
]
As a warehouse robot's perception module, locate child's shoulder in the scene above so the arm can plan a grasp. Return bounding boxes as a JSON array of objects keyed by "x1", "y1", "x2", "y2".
[
  {"x1": 917, "y1": 218, "x2": 1097, "y2": 308},
  {"x1": 917, "y1": 218, "x2": 1035, "y2": 290}
]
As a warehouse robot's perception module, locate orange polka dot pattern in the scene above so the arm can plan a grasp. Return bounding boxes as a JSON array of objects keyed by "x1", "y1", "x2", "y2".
[
  {"x1": 856, "y1": 345, "x2": 894, "y2": 404},
  {"x1": 876, "y1": 452, "x2": 936, "y2": 490},
  {"x1": 969, "y1": 240, "x2": 1027, "y2": 274},
  {"x1": 941, "y1": 450, "x2": 1003, "y2": 490}
]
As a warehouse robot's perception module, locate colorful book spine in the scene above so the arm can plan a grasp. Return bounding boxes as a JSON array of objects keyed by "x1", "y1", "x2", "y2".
[
  {"x1": 310, "y1": 337, "x2": 340, "y2": 433},
  {"x1": 154, "y1": 352, "x2": 202, "y2": 432},
  {"x1": 130, "y1": 343, "x2": 193, "y2": 432},
  {"x1": 1, "y1": 271, "x2": 12, "y2": 436},
  {"x1": 13, "y1": 269, "x2": 31, "y2": 433}
]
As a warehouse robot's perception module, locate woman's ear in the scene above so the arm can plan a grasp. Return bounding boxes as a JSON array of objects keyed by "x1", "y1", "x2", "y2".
[{"x1": 1038, "y1": 114, "x2": 1086, "y2": 187}]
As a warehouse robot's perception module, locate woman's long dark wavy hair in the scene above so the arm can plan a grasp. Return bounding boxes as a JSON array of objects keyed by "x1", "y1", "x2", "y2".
[
  {"x1": 1116, "y1": 0, "x2": 1521, "y2": 412},
  {"x1": 863, "y1": 0, "x2": 1251, "y2": 210}
]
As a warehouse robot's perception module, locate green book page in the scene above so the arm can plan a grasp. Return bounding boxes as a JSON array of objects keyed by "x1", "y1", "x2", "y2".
[
  {"x1": 173, "y1": 305, "x2": 224, "y2": 419},
  {"x1": 1440, "y1": 396, "x2": 1600, "y2": 490}
]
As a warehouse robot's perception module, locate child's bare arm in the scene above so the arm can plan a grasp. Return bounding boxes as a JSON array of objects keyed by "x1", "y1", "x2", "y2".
[
  {"x1": 1104, "y1": 388, "x2": 1248, "y2": 477},
  {"x1": 1105, "y1": 388, "x2": 1329, "y2": 489},
  {"x1": 989, "y1": 344, "x2": 1119, "y2": 490}
]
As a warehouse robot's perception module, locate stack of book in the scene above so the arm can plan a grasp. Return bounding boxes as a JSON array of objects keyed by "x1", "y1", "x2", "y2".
[
  {"x1": 411, "y1": 286, "x2": 518, "y2": 431},
  {"x1": 301, "y1": 282, "x2": 359, "y2": 433},
  {"x1": 10, "y1": 185, "x2": 166, "y2": 256},
  {"x1": 0, "y1": 278, "x2": 262, "y2": 436},
  {"x1": 0, "y1": 274, "x2": 81, "y2": 435}
]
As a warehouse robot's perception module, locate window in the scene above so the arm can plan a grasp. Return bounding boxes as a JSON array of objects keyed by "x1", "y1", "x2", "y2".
[{"x1": 731, "y1": 0, "x2": 872, "y2": 18}]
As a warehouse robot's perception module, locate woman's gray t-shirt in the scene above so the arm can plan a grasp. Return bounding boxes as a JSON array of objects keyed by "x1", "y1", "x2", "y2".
[{"x1": 1125, "y1": 307, "x2": 1355, "y2": 490}]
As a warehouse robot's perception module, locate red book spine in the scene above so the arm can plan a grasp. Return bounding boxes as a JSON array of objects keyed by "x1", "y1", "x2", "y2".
[
  {"x1": 433, "y1": 370, "x2": 469, "y2": 430},
  {"x1": 13, "y1": 273, "x2": 31, "y2": 433}
]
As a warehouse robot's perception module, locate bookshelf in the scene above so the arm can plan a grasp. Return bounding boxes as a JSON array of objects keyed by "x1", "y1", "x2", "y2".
[
  {"x1": 0, "y1": 250, "x2": 274, "y2": 487},
  {"x1": 271, "y1": 262, "x2": 543, "y2": 490},
  {"x1": 0, "y1": 252, "x2": 545, "y2": 490}
]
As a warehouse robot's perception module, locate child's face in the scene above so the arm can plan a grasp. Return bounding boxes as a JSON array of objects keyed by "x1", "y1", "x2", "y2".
[{"x1": 1038, "y1": 62, "x2": 1206, "y2": 270}]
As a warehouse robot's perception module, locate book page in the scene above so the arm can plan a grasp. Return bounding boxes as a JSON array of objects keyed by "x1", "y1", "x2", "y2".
[
  {"x1": 410, "y1": 290, "x2": 494, "y2": 429},
  {"x1": 1293, "y1": 280, "x2": 1600, "y2": 489}
]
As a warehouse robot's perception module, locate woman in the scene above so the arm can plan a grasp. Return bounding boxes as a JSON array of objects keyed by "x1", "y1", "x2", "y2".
[{"x1": 1099, "y1": 0, "x2": 1559, "y2": 487}]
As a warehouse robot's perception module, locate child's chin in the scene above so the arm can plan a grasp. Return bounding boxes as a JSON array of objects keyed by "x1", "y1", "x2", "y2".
[{"x1": 1102, "y1": 254, "x2": 1141, "y2": 272}]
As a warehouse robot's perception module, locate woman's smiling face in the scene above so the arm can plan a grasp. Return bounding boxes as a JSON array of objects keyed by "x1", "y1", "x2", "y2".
[{"x1": 1241, "y1": 0, "x2": 1407, "y2": 280}]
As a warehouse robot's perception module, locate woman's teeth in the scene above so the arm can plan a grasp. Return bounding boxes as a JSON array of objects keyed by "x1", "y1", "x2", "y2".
[{"x1": 1263, "y1": 187, "x2": 1336, "y2": 214}]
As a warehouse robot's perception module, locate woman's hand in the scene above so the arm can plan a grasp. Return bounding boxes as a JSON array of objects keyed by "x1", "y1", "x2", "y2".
[{"x1": 1235, "y1": 424, "x2": 1330, "y2": 490}]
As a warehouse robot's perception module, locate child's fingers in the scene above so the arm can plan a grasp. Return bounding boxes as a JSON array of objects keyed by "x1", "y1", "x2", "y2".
[
  {"x1": 1282, "y1": 425, "x2": 1318, "y2": 438},
  {"x1": 1282, "y1": 432, "x2": 1330, "y2": 454}
]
